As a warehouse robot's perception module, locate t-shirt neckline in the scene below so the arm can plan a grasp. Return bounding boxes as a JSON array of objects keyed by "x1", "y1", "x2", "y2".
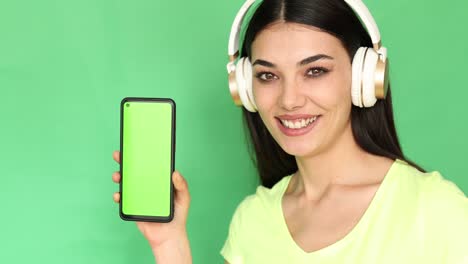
[{"x1": 276, "y1": 158, "x2": 403, "y2": 257}]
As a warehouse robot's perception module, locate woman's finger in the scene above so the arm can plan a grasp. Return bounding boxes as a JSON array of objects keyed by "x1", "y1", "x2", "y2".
[
  {"x1": 113, "y1": 150, "x2": 120, "y2": 164},
  {"x1": 112, "y1": 171, "x2": 121, "y2": 183},
  {"x1": 113, "y1": 192, "x2": 120, "y2": 203},
  {"x1": 172, "y1": 170, "x2": 190, "y2": 207}
]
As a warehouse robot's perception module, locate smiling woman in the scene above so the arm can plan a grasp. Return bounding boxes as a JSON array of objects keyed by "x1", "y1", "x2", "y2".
[
  {"x1": 237, "y1": 0, "x2": 418, "y2": 189},
  {"x1": 219, "y1": 0, "x2": 468, "y2": 263},
  {"x1": 109, "y1": 0, "x2": 468, "y2": 263}
]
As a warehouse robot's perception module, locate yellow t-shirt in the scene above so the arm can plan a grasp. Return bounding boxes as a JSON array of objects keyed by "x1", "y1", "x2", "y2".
[{"x1": 220, "y1": 159, "x2": 468, "y2": 263}]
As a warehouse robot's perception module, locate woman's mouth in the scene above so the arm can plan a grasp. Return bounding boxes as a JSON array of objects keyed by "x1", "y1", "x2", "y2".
[{"x1": 275, "y1": 115, "x2": 321, "y2": 137}]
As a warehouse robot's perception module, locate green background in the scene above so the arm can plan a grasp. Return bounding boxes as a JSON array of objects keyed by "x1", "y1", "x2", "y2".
[{"x1": 0, "y1": 0, "x2": 467, "y2": 263}]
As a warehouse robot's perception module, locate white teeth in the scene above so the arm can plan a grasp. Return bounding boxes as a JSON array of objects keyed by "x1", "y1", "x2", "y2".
[{"x1": 280, "y1": 116, "x2": 319, "y2": 129}]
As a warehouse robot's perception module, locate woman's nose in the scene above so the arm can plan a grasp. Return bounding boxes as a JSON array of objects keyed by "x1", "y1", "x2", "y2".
[{"x1": 278, "y1": 79, "x2": 306, "y2": 111}]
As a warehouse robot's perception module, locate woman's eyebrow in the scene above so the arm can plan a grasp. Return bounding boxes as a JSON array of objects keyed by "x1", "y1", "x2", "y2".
[
  {"x1": 252, "y1": 54, "x2": 334, "y2": 68},
  {"x1": 298, "y1": 54, "x2": 334, "y2": 66}
]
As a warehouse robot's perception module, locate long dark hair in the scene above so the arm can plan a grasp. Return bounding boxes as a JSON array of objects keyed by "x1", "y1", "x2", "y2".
[{"x1": 240, "y1": 0, "x2": 425, "y2": 188}]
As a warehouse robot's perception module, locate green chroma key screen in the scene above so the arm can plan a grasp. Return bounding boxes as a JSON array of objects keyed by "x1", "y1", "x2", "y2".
[{"x1": 120, "y1": 98, "x2": 174, "y2": 220}]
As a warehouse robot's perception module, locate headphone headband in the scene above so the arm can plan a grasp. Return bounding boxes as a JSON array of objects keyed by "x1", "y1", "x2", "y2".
[
  {"x1": 228, "y1": 0, "x2": 383, "y2": 59},
  {"x1": 228, "y1": 0, "x2": 263, "y2": 58},
  {"x1": 343, "y1": 0, "x2": 381, "y2": 50}
]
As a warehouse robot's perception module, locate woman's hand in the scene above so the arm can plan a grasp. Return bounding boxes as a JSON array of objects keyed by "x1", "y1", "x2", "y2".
[{"x1": 112, "y1": 150, "x2": 192, "y2": 263}]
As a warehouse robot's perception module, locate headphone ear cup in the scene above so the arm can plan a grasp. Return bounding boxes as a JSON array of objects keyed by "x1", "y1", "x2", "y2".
[
  {"x1": 235, "y1": 57, "x2": 256, "y2": 112},
  {"x1": 361, "y1": 48, "x2": 379, "y2": 107},
  {"x1": 243, "y1": 57, "x2": 257, "y2": 111},
  {"x1": 351, "y1": 47, "x2": 366, "y2": 108}
]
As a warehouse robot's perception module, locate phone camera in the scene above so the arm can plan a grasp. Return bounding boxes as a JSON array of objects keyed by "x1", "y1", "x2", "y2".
[{"x1": 126, "y1": 103, "x2": 130, "y2": 107}]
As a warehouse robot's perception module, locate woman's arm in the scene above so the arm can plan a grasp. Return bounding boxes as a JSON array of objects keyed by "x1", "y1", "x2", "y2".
[{"x1": 151, "y1": 233, "x2": 192, "y2": 264}]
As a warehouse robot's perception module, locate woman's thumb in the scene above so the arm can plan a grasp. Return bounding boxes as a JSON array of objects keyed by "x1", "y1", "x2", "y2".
[{"x1": 172, "y1": 170, "x2": 190, "y2": 205}]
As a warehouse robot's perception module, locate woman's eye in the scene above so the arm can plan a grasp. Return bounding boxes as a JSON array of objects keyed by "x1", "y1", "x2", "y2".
[
  {"x1": 306, "y1": 67, "x2": 329, "y2": 77},
  {"x1": 256, "y1": 72, "x2": 278, "y2": 82}
]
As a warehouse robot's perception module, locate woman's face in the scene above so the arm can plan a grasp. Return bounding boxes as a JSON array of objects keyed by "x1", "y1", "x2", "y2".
[{"x1": 250, "y1": 22, "x2": 353, "y2": 157}]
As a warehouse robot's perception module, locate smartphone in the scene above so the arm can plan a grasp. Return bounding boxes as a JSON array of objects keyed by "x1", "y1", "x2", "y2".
[{"x1": 119, "y1": 97, "x2": 175, "y2": 222}]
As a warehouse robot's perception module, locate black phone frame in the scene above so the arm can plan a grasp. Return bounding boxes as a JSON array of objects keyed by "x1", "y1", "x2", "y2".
[{"x1": 119, "y1": 97, "x2": 175, "y2": 223}]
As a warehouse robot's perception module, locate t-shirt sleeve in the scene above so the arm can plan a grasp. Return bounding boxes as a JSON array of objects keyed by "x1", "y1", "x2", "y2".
[
  {"x1": 220, "y1": 196, "x2": 254, "y2": 264},
  {"x1": 425, "y1": 172, "x2": 468, "y2": 263},
  {"x1": 442, "y1": 179, "x2": 468, "y2": 263}
]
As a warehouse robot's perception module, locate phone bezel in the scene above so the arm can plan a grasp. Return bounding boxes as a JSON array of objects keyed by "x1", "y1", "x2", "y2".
[{"x1": 119, "y1": 97, "x2": 175, "y2": 223}]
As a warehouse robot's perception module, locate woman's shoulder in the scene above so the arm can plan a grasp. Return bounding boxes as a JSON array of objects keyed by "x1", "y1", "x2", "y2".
[
  {"x1": 233, "y1": 175, "x2": 291, "y2": 216},
  {"x1": 394, "y1": 159, "x2": 467, "y2": 203},
  {"x1": 418, "y1": 168, "x2": 468, "y2": 217},
  {"x1": 398, "y1": 162, "x2": 468, "y2": 262},
  {"x1": 394, "y1": 160, "x2": 468, "y2": 236}
]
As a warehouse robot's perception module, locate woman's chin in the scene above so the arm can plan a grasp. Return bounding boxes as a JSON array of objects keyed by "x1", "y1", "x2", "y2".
[{"x1": 280, "y1": 141, "x2": 320, "y2": 158}]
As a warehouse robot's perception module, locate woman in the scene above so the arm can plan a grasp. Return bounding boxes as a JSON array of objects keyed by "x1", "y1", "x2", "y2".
[{"x1": 112, "y1": 0, "x2": 468, "y2": 263}]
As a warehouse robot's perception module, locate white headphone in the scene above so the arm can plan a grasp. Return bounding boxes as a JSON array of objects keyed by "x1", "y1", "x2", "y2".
[{"x1": 226, "y1": 0, "x2": 389, "y2": 112}]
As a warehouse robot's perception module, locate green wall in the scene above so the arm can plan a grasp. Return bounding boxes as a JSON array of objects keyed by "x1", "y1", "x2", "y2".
[{"x1": 0, "y1": 0, "x2": 466, "y2": 263}]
